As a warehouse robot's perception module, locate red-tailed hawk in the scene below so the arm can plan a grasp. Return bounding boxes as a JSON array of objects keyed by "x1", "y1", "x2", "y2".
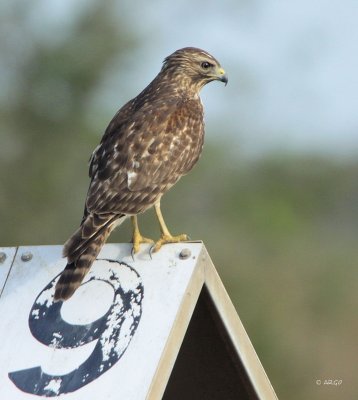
[{"x1": 54, "y1": 47, "x2": 227, "y2": 301}]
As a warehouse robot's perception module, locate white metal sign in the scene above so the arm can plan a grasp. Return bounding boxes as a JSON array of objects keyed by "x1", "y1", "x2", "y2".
[{"x1": 0, "y1": 243, "x2": 202, "y2": 399}]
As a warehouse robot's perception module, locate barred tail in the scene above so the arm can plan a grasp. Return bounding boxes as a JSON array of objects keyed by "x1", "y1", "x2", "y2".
[{"x1": 54, "y1": 213, "x2": 126, "y2": 301}]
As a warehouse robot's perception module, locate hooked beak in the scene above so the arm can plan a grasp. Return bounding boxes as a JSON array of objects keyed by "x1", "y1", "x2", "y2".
[{"x1": 217, "y1": 67, "x2": 228, "y2": 86}]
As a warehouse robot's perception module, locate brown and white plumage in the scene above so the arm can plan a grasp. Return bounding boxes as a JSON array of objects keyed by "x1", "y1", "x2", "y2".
[{"x1": 54, "y1": 47, "x2": 227, "y2": 301}]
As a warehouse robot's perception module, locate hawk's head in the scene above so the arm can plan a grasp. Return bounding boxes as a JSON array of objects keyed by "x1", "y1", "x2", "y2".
[{"x1": 162, "y1": 47, "x2": 228, "y2": 90}]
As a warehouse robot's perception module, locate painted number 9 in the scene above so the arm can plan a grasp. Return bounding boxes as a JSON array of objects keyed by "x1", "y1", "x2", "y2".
[{"x1": 9, "y1": 259, "x2": 143, "y2": 397}]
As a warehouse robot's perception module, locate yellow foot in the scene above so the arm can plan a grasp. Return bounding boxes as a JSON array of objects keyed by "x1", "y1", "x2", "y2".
[
  {"x1": 131, "y1": 233, "x2": 154, "y2": 254},
  {"x1": 152, "y1": 233, "x2": 189, "y2": 253},
  {"x1": 130, "y1": 215, "x2": 154, "y2": 255}
]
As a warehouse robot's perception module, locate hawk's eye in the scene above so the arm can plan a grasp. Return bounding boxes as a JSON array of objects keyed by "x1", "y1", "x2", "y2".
[{"x1": 201, "y1": 61, "x2": 212, "y2": 70}]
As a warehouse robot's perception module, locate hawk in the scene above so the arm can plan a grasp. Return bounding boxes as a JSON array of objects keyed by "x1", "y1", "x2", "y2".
[{"x1": 54, "y1": 47, "x2": 227, "y2": 301}]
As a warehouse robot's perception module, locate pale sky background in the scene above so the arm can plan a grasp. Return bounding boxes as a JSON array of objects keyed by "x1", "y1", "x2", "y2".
[{"x1": 3, "y1": 0, "x2": 358, "y2": 158}]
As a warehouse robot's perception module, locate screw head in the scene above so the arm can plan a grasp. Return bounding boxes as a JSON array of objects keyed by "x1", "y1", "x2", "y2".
[
  {"x1": 179, "y1": 248, "x2": 191, "y2": 260},
  {"x1": 21, "y1": 252, "x2": 33, "y2": 262},
  {"x1": 0, "y1": 252, "x2": 6, "y2": 264}
]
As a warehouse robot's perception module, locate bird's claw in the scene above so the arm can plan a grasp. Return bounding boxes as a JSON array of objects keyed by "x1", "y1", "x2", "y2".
[
  {"x1": 130, "y1": 246, "x2": 135, "y2": 262},
  {"x1": 131, "y1": 234, "x2": 154, "y2": 260},
  {"x1": 148, "y1": 245, "x2": 154, "y2": 260},
  {"x1": 152, "y1": 233, "x2": 189, "y2": 253}
]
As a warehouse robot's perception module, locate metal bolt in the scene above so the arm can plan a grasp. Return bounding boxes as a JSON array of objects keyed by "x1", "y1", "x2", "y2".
[
  {"x1": 0, "y1": 252, "x2": 6, "y2": 264},
  {"x1": 179, "y1": 248, "x2": 191, "y2": 260},
  {"x1": 21, "y1": 252, "x2": 33, "y2": 262}
]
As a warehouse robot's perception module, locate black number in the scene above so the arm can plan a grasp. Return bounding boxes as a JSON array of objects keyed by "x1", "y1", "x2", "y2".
[{"x1": 9, "y1": 259, "x2": 143, "y2": 397}]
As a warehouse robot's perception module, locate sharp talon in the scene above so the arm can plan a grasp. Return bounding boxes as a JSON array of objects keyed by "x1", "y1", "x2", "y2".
[
  {"x1": 149, "y1": 245, "x2": 154, "y2": 260},
  {"x1": 131, "y1": 247, "x2": 135, "y2": 262},
  {"x1": 131, "y1": 238, "x2": 154, "y2": 256},
  {"x1": 186, "y1": 235, "x2": 191, "y2": 241}
]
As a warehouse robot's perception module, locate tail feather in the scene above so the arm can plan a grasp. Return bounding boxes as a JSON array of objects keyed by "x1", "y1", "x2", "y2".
[
  {"x1": 63, "y1": 213, "x2": 117, "y2": 261},
  {"x1": 54, "y1": 213, "x2": 126, "y2": 301}
]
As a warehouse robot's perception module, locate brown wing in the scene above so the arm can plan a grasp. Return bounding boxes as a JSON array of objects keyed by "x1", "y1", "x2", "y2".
[
  {"x1": 86, "y1": 97, "x2": 204, "y2": 215},
  {"x1": 88, "y1": 97, "x2": 136, "y2": 178}
]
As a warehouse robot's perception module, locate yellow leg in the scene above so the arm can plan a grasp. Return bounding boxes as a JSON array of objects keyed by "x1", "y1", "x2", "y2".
[
  {"x1": 131, "y1": 215, "x2": 154, "y2": 254},
  {"x1": 152, "y1": 201, "x2": 188, "y2": 252}
]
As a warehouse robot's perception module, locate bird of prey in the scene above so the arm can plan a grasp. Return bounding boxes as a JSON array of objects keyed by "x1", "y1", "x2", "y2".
[{"x1": 54, "y1": 47, "x2": 228, "y2": 301}]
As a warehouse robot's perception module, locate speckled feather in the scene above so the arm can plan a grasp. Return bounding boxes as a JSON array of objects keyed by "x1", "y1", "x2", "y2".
[
  {"x1": 86, "y1": 98, "x2": 204, "y2": 214},
  {"x1": 54, "y1": 47, "x2": 226, "y2": 301}
]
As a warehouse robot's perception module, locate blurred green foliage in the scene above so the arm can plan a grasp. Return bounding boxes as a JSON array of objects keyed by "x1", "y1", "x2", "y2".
[{"x1": 1, "y1": 2, "x2": 357, "y2": 399}]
